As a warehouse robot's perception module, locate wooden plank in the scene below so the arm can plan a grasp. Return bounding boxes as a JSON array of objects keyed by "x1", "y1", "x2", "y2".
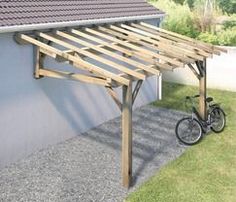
[
  {"x1": 131, "y1": 23, "x2": 212, "y2": 58},
  {"x1": 119, "y1": 23, "x2": 201, "y2": 59},
  {"x1": 18, "y1": 34, "x2": 130, "y2": 86},
  {"x1": 129, "y1": 23, "x2": 211, "y2": 59},
  {"x1": 106, "y1": 87, "x2": 122, "y2": 110},
  {"x1": 103, "y1": 25, "x2": 196, "y2": 64},
  {"x1": 87, "y1": 27, "x2": 184, "y2": 67},
  {"x1": 37, "y1": 32, "x2": 145, "y2": 81},
  {"x1": 56, "y1": 31, "x2": 160, "y2": 76},
  {"x1": 71, "y1": 28, "x2": 174, "y2": 71},
  {"x1": 139, "y1": 22, "x2": 225, "y2": 54},
  {"x1": 98, "y1": 26, "x2": 185, "y2": 67},
  {"x1": 122, "y1": 82, "x2": 133, "y2": 188},
  {"x1": 39, "y1": 68, "x2": 110, "y2": 86}
]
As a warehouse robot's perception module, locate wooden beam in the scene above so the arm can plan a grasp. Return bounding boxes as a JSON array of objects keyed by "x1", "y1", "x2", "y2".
[
  {"x1": 187, "y1": 63, "x2": 200, "y2": 80},
  {"x1": 139, "y1": 22, "x2": 226, "y2": 55},
  {"x1": 38, "y1": 68, "x2": 110, "y2": 86},
  {"x1": 96, "y1": 26, "x2": 184, "y2": 67},
  {"x1": 122, "y1": 82, "x2": 133, "y2": 188},
  {"x1": 18, "y1": 34, "x2": 130, "y2": 86},
  {"x1": 98, "y1": 26, "x2": 184, "y2": 67},
  {"x1": 197, "y1": 59, "x2": 207, "y2": 120},
  {"x1": 103, "y1": 25, "x2": 196, "y2": 64},
  {"x1": 72, "y1": 28, "x2": 174, "y2": 71},
  {"x1": 106, "y1": 87, "x2": 122, "y2": 110},
  {"x1": 56, "y1": 31, "x2": 160, "y2": 76},
  {"x1": 36, "y1": 32, "x2": 145, "y2": 81},
  {"x1": 131, "y1": 23, "x2": 212, "y2": 58},
  {"x1": 34, "y1": 47, "x2": 44, "y2": 79},
  {"x1": 125, "y1": 23, "x2": 208, "y2": 60},
  {"x1": 132, "y1": 80, "x2": 143, "y2": 104}
]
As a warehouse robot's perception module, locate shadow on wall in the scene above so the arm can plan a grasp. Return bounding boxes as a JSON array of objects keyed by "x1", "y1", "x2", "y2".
[{"x1": 39, "y1": 78, "x2": 120, "y2": 134}]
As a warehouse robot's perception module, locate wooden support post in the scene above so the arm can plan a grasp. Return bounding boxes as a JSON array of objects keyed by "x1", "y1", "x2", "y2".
[
  {"x1": 34, "y1": 47, "x2": 44, "y2": 79},
  {"x1": 122, "y1": 82, "x2": 133, "y2": 188},
  {"x1": 198, "y1": 59, "x2": 207, "y2": 120}
]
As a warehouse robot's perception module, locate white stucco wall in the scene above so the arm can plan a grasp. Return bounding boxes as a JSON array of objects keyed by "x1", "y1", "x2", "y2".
[
  {"x1": 163, "y1": 47, "x2": 236, "y2": 92},
  {"x1": 0, "y1": 19, "x2": 161, "y2": 168}
]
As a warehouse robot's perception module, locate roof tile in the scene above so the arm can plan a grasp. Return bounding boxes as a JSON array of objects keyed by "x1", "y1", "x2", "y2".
[{"x1": 0, "y1": 0, "x2": 163, "y2": 27}]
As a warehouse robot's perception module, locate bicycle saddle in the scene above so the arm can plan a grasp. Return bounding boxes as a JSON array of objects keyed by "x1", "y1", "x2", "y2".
[{"x1": 206, "y1": 97, "x2": 213, "y2": 103}]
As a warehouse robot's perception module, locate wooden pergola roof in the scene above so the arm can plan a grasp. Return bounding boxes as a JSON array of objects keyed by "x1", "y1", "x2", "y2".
[
  {"x1": 16, "y1": 21, "x2": 226, "y2": 188},
  {"x1": 17, "y1": 22, "x2": 225, "y2": 87}
]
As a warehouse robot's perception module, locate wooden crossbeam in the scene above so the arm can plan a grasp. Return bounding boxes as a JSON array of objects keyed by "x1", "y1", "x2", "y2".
[
  {"x1": 100, "y1": 25, "x2": 196, "y2": 64},
  {"x1": 18, "y1": 34, "x2": 130, "y2": 86},
  {"x1": 123, "y1": 23, "x2": 207, "y2": 61},
  {"x1": 132, "y1": 80, "x2": 143, "y2": 104},
  {"x1": 139, "y1": 22, "x2": 227, "y2": 55},
  {"x1": 36, "y1": 32, "x2": 145, "y2": 81},
  {"x1": 95, "y1": 26, "x2": 184, "y2": 67},
  {"x1": 56, "y1": 30, "x2": 160, "y2": 76},
  {"x1": 39, "y1": 68, "x2": 110, "y2": 86},
  {"x1": 106, "y1": 87, "x2": 122, "y2": 110},
  {"x1": 187, "y1": 63, "x2": 200, "y2": 80},
  {"x1": 131, "y1": 23, "x2": 212, "y2": 58},
  {"x1": 71, "y1": 28, "x2": 174, "y2": 71}
]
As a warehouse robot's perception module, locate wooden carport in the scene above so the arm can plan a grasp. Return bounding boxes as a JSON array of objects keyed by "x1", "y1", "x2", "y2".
[{"x1": 16, "y1": 22, "x2": 226, "y2": 188}]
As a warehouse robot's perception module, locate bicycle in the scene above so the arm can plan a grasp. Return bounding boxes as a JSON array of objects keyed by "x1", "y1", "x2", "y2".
[{"x1": 175, "y1": 95, "x2": 226, "y2": 145}]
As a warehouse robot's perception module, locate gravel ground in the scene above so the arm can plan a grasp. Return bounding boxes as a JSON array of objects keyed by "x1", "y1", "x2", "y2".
[{"x1": 0, "y1": 106, "x2": 188, "y2": 202}]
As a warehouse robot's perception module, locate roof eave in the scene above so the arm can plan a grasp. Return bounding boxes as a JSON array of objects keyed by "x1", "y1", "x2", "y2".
[{"x1": 0, "y1": 14, "x2": 166, "y2": 34}]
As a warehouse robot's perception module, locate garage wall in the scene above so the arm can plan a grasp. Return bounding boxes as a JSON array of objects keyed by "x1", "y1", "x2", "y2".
[{"x1": 0, "y1": 19, "x2": 161, "y2": 168}]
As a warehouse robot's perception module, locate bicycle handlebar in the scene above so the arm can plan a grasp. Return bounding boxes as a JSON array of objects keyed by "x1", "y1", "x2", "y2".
[
  {"x1": 185, "y1": 95, "x2": 199, "y2": 100},
  {"x1": 185, "y1": 95, "x2": 200, "y2": 111}
]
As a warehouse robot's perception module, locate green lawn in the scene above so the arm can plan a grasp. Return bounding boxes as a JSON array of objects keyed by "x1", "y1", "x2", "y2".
[{"x1": 126, "y1": 82, "x2": 236, "y2": 202}]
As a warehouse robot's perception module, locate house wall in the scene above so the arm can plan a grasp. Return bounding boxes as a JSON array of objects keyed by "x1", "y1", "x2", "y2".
[
  {"x1": 0, "y1": 19, "x2": 161, "y2": 168},
  {"x1": 163, "y1": 47, "x2": 236, "y2": 92}
]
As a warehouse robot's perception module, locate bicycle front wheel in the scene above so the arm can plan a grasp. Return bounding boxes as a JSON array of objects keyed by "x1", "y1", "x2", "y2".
[{"x1": 175, "y1": 117, "x2": 203, "y2": 145}]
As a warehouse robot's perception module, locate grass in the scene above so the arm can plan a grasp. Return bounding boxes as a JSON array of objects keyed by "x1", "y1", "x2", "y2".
[{"x1": 126, "y1": 82, "x2": 236, "y2": 202}]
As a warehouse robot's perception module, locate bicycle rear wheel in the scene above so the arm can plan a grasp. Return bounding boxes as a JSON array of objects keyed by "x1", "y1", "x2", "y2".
[
  {"x1": 175, "y1": 117, "x2": 203, "y2": 145},
  {"x1": 210, "y1": 107, "x2": 226, "y2": 133}
]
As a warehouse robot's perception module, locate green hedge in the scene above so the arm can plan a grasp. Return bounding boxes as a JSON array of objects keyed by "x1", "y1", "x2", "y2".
[{"x1": 149, "y1": 0, "x2": 236, "y2": 46}]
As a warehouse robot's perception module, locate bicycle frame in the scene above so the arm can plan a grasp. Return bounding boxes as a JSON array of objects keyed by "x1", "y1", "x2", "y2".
[
  {"x1": 187, "y1": 96, "x2": 215, "y2": 131},
  {"x1": 192, "y1": 107, "x2": 210, "y2": 128}
]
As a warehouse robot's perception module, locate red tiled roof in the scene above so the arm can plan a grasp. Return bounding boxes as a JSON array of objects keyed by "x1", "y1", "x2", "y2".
[{"x1": 0, "y1": 0, "x2": 164, "y2": 27}]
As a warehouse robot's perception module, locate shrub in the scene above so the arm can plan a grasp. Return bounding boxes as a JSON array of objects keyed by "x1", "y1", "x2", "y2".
[
  {"x1": 197, "y1": 27, "x2": 236, "y2": 46},
  {"x1": 217, "y1": 27, "x2": 236, "y2": 46},
  {"x1": 223, "y1": 15, "x2": 236, "y2": 29},
  {"x1": 197, "y1": 32, "x2": 219, "y2": 44},
  {"x1": 223, "y1": 20, "x2": 236, "y2": 29},
  {"x1": 150, "y1": 0, "x2": 200, "y2": 38},
  {"x1": 217, "y1": 0, "x2": 236, "y2": 14}
]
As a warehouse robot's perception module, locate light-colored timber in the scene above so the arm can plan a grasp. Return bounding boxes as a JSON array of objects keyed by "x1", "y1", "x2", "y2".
[{"x1": 16, "y1": 21, "x2": 226, "y2": 189}]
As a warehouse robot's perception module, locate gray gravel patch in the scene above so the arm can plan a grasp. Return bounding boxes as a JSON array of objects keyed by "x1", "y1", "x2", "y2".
[{"x1": 0, "y1": 105, "x2": 188, "y2": 202}]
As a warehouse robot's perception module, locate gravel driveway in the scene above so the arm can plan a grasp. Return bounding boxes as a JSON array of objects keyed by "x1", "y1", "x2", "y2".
[{"x1": 0, "y1": 106, "x2": 188, "y2": 202}]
